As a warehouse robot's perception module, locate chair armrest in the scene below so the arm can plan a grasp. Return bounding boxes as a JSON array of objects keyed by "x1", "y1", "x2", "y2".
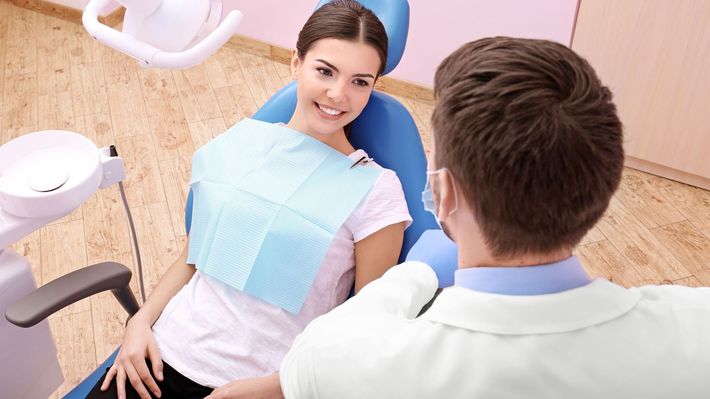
[
  {"x1": 5, "y1": 262, "x2": 139, "y2": 328},
  {"x1": 405, "y1": 229, "x2": 458, "y2": 288}
]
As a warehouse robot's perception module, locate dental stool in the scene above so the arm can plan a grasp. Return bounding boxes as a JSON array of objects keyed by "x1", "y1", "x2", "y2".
[{"x1": 4, "y1": 0, "x2": 453, "y2": 397}]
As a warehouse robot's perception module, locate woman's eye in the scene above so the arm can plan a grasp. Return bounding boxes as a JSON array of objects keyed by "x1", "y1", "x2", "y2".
[
  {"x1": 353, "y1": 79, "x2": 369, "y2": 87},
  {"x1": 317, "y1": 68, "x2": 333, "y2": 77}
]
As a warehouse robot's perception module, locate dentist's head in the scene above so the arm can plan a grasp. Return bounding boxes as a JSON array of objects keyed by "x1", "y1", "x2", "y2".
[{"x1": 426, "y1": 37, "x2": 624, "y2": 267}]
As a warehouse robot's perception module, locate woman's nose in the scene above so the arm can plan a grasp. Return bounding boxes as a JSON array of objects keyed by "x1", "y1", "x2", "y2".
[{"x1": 326, "y1": 80, "x2": 347, "y2": 103}]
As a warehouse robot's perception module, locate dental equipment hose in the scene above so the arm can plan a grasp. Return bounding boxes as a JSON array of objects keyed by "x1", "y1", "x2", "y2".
[
  {"x1": 111, "y1": 143, "x2": 146, "y2": 305},
  {"x1": 118, "y1": 181, "x2": 146, "y2": 304}
]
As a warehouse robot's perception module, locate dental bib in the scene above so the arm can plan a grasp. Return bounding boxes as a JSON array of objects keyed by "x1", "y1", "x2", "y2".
[{"x1": 187, "y1": 118, "x2": 381, "y2": 313}]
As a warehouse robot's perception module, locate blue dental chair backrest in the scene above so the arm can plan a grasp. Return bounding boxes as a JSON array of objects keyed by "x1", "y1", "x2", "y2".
[{"x1": 186, "y1": 0, "x2": 438, "y2": 262}]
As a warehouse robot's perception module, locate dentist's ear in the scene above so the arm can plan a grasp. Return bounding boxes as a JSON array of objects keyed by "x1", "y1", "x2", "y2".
[
  {"x1": 436, "y1": 170, "x2": 459, "y2": 223},
  {"x1": 290, "y1": 50, "x2": 300, "y2": 79}
]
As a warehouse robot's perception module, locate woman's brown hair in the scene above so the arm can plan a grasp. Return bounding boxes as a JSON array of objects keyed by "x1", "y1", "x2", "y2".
[{"x1": 296, "y1": 0, "x2": 388, "y2": 76}]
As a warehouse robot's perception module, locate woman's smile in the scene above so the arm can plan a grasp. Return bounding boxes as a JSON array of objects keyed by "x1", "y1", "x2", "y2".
[{"x1": 314, "y1": 101, "x2": 346, "y2": 119}]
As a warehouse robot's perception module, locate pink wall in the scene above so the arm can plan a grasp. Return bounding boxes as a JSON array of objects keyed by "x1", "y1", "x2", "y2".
[{"x1": 225, "y1": 0, "x2": 579, "y2": 87}]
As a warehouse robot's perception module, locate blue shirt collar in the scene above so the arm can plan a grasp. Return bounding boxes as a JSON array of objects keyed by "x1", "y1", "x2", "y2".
[{"x1": 454, "y1": 256, "x2": 591, "y2": 295}]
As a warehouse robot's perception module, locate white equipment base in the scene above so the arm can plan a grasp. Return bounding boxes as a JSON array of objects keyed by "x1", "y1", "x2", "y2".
[{"x1": 0, "y1": 249, "x2": 64, "y2": 398}]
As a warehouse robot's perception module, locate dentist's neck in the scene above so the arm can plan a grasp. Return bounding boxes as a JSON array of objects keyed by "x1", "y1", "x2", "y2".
[{"x1": 452, "y1": 209, "x2": 572, "y2": 269}]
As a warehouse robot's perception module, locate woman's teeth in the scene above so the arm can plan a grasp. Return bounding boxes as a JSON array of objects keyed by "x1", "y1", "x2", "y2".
[{"x1": 318, "y1": 104, "x2": 343, "y2": 116}]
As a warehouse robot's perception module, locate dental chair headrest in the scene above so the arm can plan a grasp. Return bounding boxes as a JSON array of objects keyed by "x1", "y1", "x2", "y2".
[{"x1": 314, "y1": 0, "x2": 409, "y2": 75}]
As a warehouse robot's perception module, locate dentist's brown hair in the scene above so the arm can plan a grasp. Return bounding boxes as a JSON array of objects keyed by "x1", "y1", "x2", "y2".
[{"x1": 432, "y1": 37, "x2": 624, "y2": 258}]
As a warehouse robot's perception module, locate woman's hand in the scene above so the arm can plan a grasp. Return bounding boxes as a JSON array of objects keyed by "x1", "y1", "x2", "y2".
[
  {"x1": 100, "y1": 312, "x2": 164, "y2": 399},
  {"x1": 205, "y1": 373, "x2": 283, "y2": 399}
]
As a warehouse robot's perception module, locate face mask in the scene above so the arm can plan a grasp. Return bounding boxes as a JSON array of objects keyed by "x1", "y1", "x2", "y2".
[{"x1": 422, "y1": 168, "x2": 458, "y2": 233}]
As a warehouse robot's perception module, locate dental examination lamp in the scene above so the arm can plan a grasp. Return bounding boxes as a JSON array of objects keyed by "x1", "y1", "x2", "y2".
[{"x1": 83, "y1": 0, "x2": 243, "y2": 68}]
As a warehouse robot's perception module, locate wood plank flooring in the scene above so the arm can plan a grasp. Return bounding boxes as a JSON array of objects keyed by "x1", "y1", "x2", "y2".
[{"x1": 1, "y1": 2, "x2": 709, "y2": 396}]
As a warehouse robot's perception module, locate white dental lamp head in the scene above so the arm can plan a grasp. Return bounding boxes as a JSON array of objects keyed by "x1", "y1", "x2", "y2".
[{"x1": 83, "y1": 0, "x2": 243, "y2": 69}]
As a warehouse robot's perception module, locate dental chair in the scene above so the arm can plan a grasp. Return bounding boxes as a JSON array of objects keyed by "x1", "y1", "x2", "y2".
[{"x1": 5, "y1": 0, "x2": 453, "y2": 397}]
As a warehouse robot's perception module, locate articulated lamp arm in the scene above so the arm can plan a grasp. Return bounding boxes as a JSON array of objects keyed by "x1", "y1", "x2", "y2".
[{"x1": 82, "y1": 0, "x2": 243, "y2": 69}]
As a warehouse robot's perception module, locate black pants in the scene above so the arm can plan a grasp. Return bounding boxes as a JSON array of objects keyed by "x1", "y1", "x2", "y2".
[{"x1": 86, "y1": 360, "x2": 213, "y2": 399}]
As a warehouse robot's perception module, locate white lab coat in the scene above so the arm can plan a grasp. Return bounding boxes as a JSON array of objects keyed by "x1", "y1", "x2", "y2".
[{"x1": 281, "y1": 261, "x2": 710, "y2": 398}]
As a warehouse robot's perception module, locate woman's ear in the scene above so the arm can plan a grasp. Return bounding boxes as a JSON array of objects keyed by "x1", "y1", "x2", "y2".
[{"x1": 290, "y1": 50, "x2": 300, "y2": 79}]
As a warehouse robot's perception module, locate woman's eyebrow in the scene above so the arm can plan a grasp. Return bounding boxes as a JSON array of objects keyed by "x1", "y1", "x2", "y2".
[{"x1": 315, "y1": 59, "x2": 375, "y2": 79}]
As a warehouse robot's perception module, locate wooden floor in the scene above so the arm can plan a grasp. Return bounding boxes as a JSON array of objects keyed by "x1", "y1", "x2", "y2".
[{"x1": 1, "y1": 2, "x2": 709, "y2": 396}]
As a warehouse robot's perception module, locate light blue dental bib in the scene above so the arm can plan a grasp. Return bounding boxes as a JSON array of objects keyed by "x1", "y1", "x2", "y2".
[{"x1": 187, "y1": 118, "x2": 381, "y2": 313}]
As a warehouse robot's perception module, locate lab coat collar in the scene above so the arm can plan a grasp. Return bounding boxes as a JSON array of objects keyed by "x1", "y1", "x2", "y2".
[{"x1": 420, "y1": 279, "x2": 641, "y2": 335}]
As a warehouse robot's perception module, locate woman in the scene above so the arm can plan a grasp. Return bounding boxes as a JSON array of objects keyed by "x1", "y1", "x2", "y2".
[{"x1": 89, "y1": 1, "x2": 411, "y2": 398}]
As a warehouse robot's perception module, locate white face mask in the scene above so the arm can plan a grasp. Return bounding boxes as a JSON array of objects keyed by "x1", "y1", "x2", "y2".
[{"x1": 421, "y1": 168, "x2": 458, "y2": 232}]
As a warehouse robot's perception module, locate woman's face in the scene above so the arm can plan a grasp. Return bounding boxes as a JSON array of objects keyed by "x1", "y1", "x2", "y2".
[{"x1": 289, "y1": 38, "x2": 381, "y2": 139}]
